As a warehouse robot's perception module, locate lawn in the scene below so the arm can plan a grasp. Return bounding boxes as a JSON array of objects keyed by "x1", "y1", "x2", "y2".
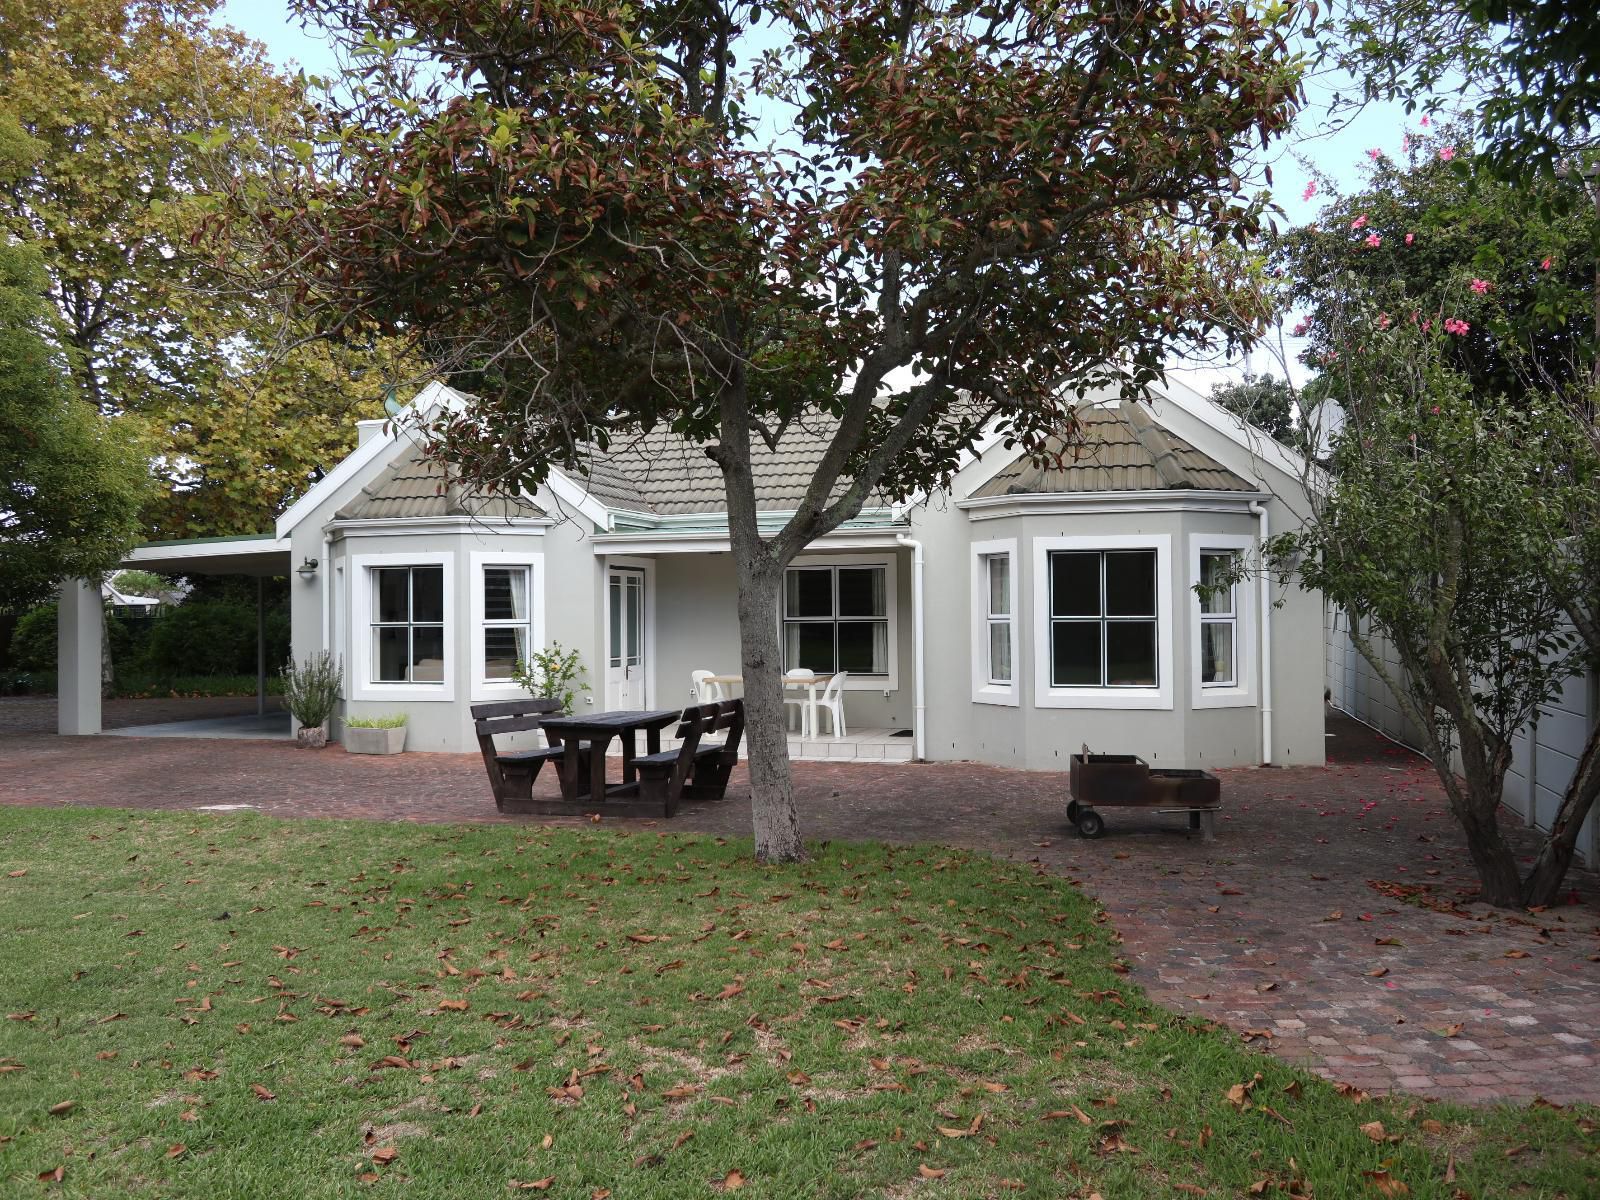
[{"x1": 0, "y1": 809, "x2": 1592, "y2": 1198}]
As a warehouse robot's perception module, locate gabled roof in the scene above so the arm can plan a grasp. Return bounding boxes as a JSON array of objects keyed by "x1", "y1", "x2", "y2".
[
  {"x1": 972, "y1": 401, "x2": 1253, "y2": 497},
  {"x1": 577, "y1": 419, "x2": 884, "y2": 516},
  {"x1": 335, "y1": 447, "x2": 545, "y2": 522}
]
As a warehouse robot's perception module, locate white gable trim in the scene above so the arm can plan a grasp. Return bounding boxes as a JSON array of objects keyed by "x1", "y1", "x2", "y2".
[
  {"x1": 540, "y1": 468, "x2": 616, "y2": 530},
  {"x1": 1151, "y1": 375, "x2": 1318, "y2": 487},
  {"x1": 274, "y1": 381, "x2": 456, "y2": 540}
]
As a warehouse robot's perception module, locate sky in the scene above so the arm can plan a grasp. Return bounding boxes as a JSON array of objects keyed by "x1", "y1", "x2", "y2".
[{"x1": 220, "y1": 0, "x2": 1432, "y2": 392}]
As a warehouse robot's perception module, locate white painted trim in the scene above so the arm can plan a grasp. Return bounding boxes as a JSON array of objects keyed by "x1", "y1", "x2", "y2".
[
  {"x1": 349, "y1": 551, "x2": 456, "y2": 702},
  {"x1": 1188, "y1": 533, "x2": 1257, "y2": 710},
  {"x1": 274, "y1": 381, "x2": 455, "y2": 540},
  {"x1": 331, "y1": 517, "x2": 551, "y2": 537},
  {"x1": 543, "y1": 469, "x2": 618, "y2": 531},
  {"x1": 970, "y1": 538, "x2": 1019, "y2": 707},
  {"x1": 783, "y1": 553, "x2": 901, "y2": 692},
  {"x1": 1031, "y1": 534, "x2": 1174, "y2": 711},
  {"x1": 1152, "y1": 376, "x2": 1324, "y2": 489},
  {"x1": 898, "y1": 421, "x2": 1016, "y2": 515},
  {"x1": 469, "y1": 551, "x2": 547, "y2": 703},
  {"x1": 592, "y1": 529, "x2": 907, "y2": 555},
  {"x1": 601, "y1": 556, "x2": 657, "y2": 710},
  {"x1": 959, "y1": 489, "x2": 1265, "y2": 518}
]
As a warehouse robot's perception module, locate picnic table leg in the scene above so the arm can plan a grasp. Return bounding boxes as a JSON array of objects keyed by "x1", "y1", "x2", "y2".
[
  {"x1": 621, "y1": 728, "x2": 638, "y2": 786},
  {"x1": 589, "y1": 732, "x2": 612, "y2": 801},
  {"x1": 556, "y1": 735, "x2": 587, "y2": 801}
]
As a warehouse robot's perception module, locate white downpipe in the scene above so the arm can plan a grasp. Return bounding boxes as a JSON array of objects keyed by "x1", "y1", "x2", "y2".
[
  {"x1": 1249, "y1": 500, "x2": 1273, "y2": 765},
  {"x1": 320, "y1": 532, "x2": 333, "y2": 654},
  {"x1": 895, "y1": 533, "x2": 927, "y2": 761}
]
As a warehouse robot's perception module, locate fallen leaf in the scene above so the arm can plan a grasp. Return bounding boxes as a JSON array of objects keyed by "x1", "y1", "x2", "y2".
[
  {"x1": 1361, "y1": 1168, "x2": 1409, "y2": 1196},
  {"x1": 510, "y1": 1178, "x2": 555, "y2": 1191},
  {"x1": 37, "y1": 1166, "x2": 64, "y2": 1184},
  {"x1": 917, "y1": 1165, "x2": 947, "y2": 1179},
  {"x1": 1435, "y1": 1024, "x2": 1464, "y2": 1038},
  {"x1": 47, "y1": 1101, "x2": 75, "y2": 1117},
  {"x1": 438, "y1": 999, "x2": 469, "y2": 1012},
  {"x1": 166, "y1": 1144, "x2": 186, "y2": 1159},
  {"x1": 1360, "y1": 1121, "x2": 1387, "y2": 1143},
  {"x1": 250, "y1": 1084, "x2": 276, "y2": 1101},
  {"x1": 1503, "y1": 950, "x2": 1530, "y2": 959},
  {"x1": 371, "y1": 1147, "x2": 398, "y2": 1165},
  {"x1": 7, "y1": 869, "x2": 26, "y2": 877},
  {"x1": 719, "y1": 1169, "x2": 745, "y2": 1190},
  {"x1": 339, "y1": 1034, "x2": 365, "y2": 1049},
  {"x1": 1366, "y1": 967, "x2": 1389, "y2": 977}
]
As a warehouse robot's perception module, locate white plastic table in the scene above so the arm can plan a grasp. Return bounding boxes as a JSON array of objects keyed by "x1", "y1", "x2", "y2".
[{"x1": 706, "y1": 673, "x2": 833, "y2": 738}]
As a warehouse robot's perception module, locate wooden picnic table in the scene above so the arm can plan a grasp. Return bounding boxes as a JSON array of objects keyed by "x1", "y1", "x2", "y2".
[{"x1": 539, "y1": 708, "x2": 682, "y2": 812}]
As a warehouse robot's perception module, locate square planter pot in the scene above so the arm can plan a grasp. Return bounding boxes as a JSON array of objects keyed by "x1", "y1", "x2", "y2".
[{"x1": 344, "y1": 725, "x2": 406, "y2": 755}]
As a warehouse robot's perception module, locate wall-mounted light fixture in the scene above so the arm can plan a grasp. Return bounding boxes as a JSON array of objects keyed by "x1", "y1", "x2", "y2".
[{"x1": 297, "y1": 557, "x2": 320, "y2": 580}]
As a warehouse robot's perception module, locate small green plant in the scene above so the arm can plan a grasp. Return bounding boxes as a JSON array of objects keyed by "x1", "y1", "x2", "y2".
[
  {"x1": 281, "y1": 651, "x2": 342, "y2": 729},
  {"x1": 512, "y1": 643, "x2": 589, "y2": 715},
  {"x1": 344, "y1": 713, "x2": 407, "y2": 729}
]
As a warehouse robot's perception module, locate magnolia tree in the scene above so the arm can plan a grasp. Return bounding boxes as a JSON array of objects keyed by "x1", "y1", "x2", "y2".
[
  {"x1": 1272, "y1": 135, "x2": 1600, "y2": 907},
  {"x1": 232, "y1": 0, "x2": 1302, "y2": 860}
]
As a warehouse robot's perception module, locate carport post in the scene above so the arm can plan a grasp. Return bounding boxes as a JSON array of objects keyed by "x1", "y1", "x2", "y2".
[
  {"x1": 256, "y1": 577, "x2": 266, "y2": 717},
  {"x1": 56, "y1": 577, "x2": 102, "y2": 735}
]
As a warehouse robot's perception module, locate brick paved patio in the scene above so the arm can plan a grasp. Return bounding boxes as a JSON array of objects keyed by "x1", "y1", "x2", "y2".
[{"x1": 1, "y1": 700, "x2": 1595, "y2": 1105}]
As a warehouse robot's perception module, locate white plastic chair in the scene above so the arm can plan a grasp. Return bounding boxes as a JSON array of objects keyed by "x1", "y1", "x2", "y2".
[
  {"x1": 782, "y1": 668, "x2": 816, "y2": 736},
  {"x1": 690, "y1": 669, "x2": 723, "y2": 704},
  {"x1": 815, "y1": 670, "x2": 849, "y2": 738}
]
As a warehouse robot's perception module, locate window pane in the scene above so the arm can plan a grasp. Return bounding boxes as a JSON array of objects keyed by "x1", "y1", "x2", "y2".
[
  {"x1": 411, "y1": 625, "x2": 445, "y2": 682},
  {"x1": 837, "y1": 620, "x2": 886, "y2": 674},
  {"x1": 375, "y1": 627, "x2": 410, "y2": 682},
  {"x1": 837, "y1": 567, "x2": 885, "y2": 617},
  {"x1": 484, "y1": 626, "x2": 527, "y2": 681},
  {"x1": 609, "y1": 581, "x2": 622, "y2": 667},
  {"x1": 484, "y1": 566, "x2": 526, "y2": 621},
  {"x1": 625, "y1": 578, "x2": 640, "y2": 663},
  {"x1": 988, "y1": 621, "x2": 1012, "y2": 683},
  {"x1": 375, "y1": 568, "x2": 410, "y2": 623},
  {"x1": 1106, "y1": 621, "x2": 1157, "y2": 686},
  {"x1": 1202, "y1": 622, "x2": 1234, "y2": 685},
  {"x1": 987, "y1": 555, "x2": 1010, "y2": 616},
  {"x1": 1104, "y1": 551, "x2": 1156, "y2": 616},
  {"x1": 1051, "y1": 621, "x2": 1101, "y2": 686},
  {"x1": 785, "y1": 622, "x2": 835, "y2": 673},
  {"x1": 1050, "y1": 552, "x2": 1100, "y2": 617},
  {"x1": 412, "y1": 566, "x2": 445, "y2": 624},
  {"x1": 785, "y1": 568, "x2": 833, "y2": 618},
  {"x1": 1199, "y1": 553, "x2": 1234, "y2": 615}
]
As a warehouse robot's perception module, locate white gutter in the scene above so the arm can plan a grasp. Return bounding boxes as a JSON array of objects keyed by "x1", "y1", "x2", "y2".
[
  {"x1": 895, "y1": 534, "x2": 927, "y2": 761},
  {"x1": 1249, "y1": 500, "x2": 1273, "y2": 765},
  {"x1": 320, "y1": 531, "x2": 333, "y2": 654}
]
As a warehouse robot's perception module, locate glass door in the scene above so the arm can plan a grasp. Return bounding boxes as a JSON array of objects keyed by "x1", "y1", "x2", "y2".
[{"x1": 606, "y1": 567, "x2": 646, "y2": 709}]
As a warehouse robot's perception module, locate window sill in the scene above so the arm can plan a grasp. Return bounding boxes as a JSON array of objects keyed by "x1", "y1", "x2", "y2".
[
  {"x1": 352, "y1": 681, "x2": 454, "y2": 703},
  {"x1": 1035, "y1": 686, "x2": 1172, "y2": 711},
  {"x1": 973, "y1": 683, "x2": 1019, "y2": 707},
  {"x1": 1193, "y1": 685, "x2": 1254, "y2": 710}
]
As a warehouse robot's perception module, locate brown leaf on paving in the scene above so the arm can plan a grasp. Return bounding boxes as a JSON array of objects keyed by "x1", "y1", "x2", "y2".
[
  {"x1": 1503, "y1": 950, "x2": 1530, "y2": 959},
  {"x1": 1435, "y1": 1024, "x2": 1464, "y2": 1038},
  {"x1": 1324, "y1": 911, "x2": 1344, "y2": 922},
  {"x1": 46, "y1": 1101, "x2": 75, "y2": 1117},
  {"x1": 1256, "y1": 982, "x2": 1277, "y2": 992},
  {"x1": 917, "y1": 1165, "x2": 948, "y2": 1179},
  {"x1": 1375, "y1": 937, "x2": 1404, "y2": 947},
  {"x1": 1366, "y1": 967, "x2": 1389, "y2": 977},
  {"x1": 1361, "y1": 1169, "x2": 1410, "y2": 1196},
  {"x1": 250, "y1": 1084, "x2": 276, "y2": 1101}
]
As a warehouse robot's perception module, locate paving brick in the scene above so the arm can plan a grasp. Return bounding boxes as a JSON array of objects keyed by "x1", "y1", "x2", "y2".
[{"x1": 1, "y1": 701, "x2": 1596, "y2": 1105}]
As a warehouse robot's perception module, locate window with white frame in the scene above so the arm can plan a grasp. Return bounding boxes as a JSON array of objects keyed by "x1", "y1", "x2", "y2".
[
  {"x1": 983, "y1": 553, "x2": 1012, "y2": 684},
  {"x1": 1197, "y1": 551, "x2": 1237, "y2": 687},
  {"x1": 372, "y1": 565, "x2": 445, "y2": 683},
  {"x1": 783, "y1": 563, "x2": 888, "y2": 676},
  {"x1": 1047, "y1": 549, "x2": 1158, "y2": 688},
  {"x1": 481, "y1": 564, "x2": 534, "y2": 682}
]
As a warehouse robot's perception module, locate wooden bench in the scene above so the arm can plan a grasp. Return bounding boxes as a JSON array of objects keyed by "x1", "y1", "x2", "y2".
[
  {"x1": 632, "y1": 699, "x2": 744, "y2": 816},
  {"x1": 471, "y1": 699, "x2": 589, "y2": 813}
]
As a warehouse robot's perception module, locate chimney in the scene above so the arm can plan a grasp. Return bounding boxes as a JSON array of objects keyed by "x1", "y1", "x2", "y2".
[{"x1": 355, "y1": 418, "x2": 386, "y2": 448}]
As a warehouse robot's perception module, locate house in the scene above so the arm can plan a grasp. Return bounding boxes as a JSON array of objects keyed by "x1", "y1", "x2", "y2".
[{"x1": 62, "y1": 377, "x2": 1325, "y2": 769}]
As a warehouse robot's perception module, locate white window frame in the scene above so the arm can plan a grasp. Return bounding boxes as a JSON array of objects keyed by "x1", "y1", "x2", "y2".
[
  {"x1": 1032, "y1": 534, "x2": 1173, "y2": 710},
  {"x1": 970, "y1": 538, "x2": 1018, "y2": 706},
  {"x1": 781, "y1": 555, "x2": 899, "y2": 691},
  {"x1": 350, "y1": 551, "x2": 455, "y2": 702},
  {"x1": 1189, "y1": 533, "x2": 1256, "y2": 710},
  {"x1": 470, "y1": 551, "x2": 546, "y2": 702}
]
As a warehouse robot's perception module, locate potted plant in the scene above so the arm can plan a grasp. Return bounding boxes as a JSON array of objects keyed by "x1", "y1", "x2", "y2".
[
  {"x1": 282, "y1": 650, "x2": 341, "y2": 748},
  {"x1": 511, "y1": 643, "x2": 590, "y2": 715},
  {"x1": 344, "y1": 713, "x2": 407, "y2": 755}
]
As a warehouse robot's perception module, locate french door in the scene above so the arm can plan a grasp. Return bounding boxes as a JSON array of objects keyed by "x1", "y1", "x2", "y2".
[{"x1": 606, "y1": 566, "x2": 647, "y2": 710}]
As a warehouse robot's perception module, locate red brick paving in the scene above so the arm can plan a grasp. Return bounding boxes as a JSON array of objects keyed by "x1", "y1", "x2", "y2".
[
  {"x1": 0, "y1": 694, "x2": 282, "y2": 736},
  {"x1": 1, "y1": 700, "x2": 1595, "y2": 1105}
]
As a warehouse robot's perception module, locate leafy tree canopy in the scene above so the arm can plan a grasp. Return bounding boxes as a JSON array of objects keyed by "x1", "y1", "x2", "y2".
[{"x1": 1208, "y1": 372, "x2": 1298, "y2": 443}]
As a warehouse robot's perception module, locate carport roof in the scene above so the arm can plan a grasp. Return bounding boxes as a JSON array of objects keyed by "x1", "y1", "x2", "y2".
[{"x1": 122, "y1": 533, "x2": 291, "y2": 577}]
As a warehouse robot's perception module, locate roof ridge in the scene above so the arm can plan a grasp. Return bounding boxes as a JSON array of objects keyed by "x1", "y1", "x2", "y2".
[{"x1": 1120, "y1": 400, "x2": 1194, "y2": 489}]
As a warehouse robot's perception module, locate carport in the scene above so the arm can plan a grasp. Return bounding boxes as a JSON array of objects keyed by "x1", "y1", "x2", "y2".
[{"x1": 57, "y1": 533, "x2": 292, "y2": 736}]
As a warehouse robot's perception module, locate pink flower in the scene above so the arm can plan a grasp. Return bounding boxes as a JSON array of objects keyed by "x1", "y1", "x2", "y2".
[
  {"x1": 1430, "y1": 406, "x2": 1441, "y2": 414},
  {"x1": 1378, "y1": 313, "x2": 1392, "y2": 329},
  {"x1": 1443, "y1": 317, "x2": 1471, "y2": 335},
  {"x1": 1541, "y1": 257, "x2": 1552, "y2": 271},
  {"x1": 1350, "y1": 213, "x2": 1368, "y2": 230},
  {"x1": 1292, "y1": 318, "x2": 1310, "y2": 337},
  {"x1": 1439, "y1": 146, "x2": 1456, "y2": 161},
  {"x1": 1470, "y1": 278, "x2": 1490, "y2": 294},
  {"x1": 1422, "y1": 318, "x2": 1433, "y2": 332},
  {"x1": 1302, "y1": 181, "x2": 1317, "y2": 202},
  {"x1": 1402, "y1": 134, "x2": 1412, "y2": 151},
  {"x1": 1365, "y1": 232, "x2": 1382, "y2": 248},
  {"x1": 1405, "y1": 233, "x2": 1415, "y2": 245},
  {"x1": 1421, "y1": 115, "x2": 1431, "y2": 128},
  {"x1": 1367, "y1": 148, "x2": 1382, "y2": 161}
]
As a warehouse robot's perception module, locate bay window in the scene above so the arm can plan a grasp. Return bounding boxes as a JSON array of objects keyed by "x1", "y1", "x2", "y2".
[
  {"x1": 971, "y1": 539, "x2": 1018, "y2": 704},
  {"x1": 372, "y1": 565, "x2": 445, "y2": 683}
]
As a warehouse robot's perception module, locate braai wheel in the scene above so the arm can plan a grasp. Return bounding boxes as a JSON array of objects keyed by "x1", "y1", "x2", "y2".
[
  {"x1": 1066, "y1": 800, "x2": 1081, "y2": 823},
  {"x1": 1075, "y1": 809, "x2": 1105, "y2": 839}
]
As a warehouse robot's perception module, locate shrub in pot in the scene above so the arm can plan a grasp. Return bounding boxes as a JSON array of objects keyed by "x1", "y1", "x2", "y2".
[
  {"x1": 282, "y1": 651, "x2": 341, "y2": 748},
  {"x1": 344, "y1": 712, "x2": 406, "y2": 755}
]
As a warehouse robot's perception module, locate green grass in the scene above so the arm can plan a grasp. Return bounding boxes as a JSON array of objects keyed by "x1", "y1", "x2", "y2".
[
  {"x1": 0, "y1": 810, "x2": 1592, "y2": 1198},
  {"x1": 344, "y1": 714, "x2": 408, "y2": 729}
]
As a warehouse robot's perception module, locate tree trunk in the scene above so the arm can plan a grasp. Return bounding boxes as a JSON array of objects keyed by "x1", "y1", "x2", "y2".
[
  {"x1": 733, "y1": 559, "x2": 803, "y2": 862},
  {"x1": 1521, "y1": 720, "x2": 1600, "y2": 906},
  {"x1": 1437, "y1": 731, "x2": 1524, "y2": 908}
]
